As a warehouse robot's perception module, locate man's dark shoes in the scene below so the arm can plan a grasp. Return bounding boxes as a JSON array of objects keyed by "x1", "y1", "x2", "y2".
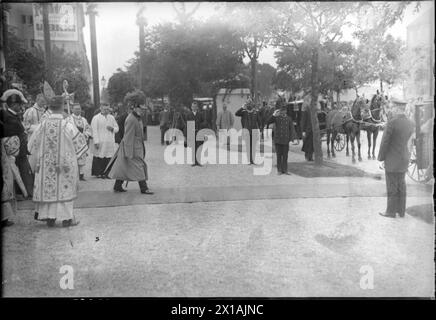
[
  {"x1": 141, "y1": 189, "x2": 154, "y2": 195},
  {"x1": 62, "y1": 219, "x2": 80, "y2": 227},
  {"x1": 79, "y1": 174, "x2": 86, "y2": 181},
  {"x1": 114, "y1": 187, "x2": 127, "y2": 192},
  {"x1": 379, "y1": 212, "x2": 396, "y2": 218},
  {"x1": 1, "y1": 219, "x2": 14, "y2": 228}
]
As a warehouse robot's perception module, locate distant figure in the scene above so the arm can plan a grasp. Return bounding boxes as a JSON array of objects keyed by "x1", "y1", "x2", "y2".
[
  {"x1": 184, "y1": 102, "x2": 207, "y2": 166},
  {"x1": 300, "y1": 96, "x2": 314, "y2": 161},
  {"x1": 90, "y1": 104, "x2": 119, "y2": 178},
  {"x1": 235, "y1": 99, "x2": 262, "y2": 164},
  {"x1": 23, "y1": 94, "x2": 47, "y2": 137},
  {"x1": 378, "y1": 98, "x2": 414, "y2": 218},
  {"x1": 28, "y1": 96, "x2": 87, "y2": 227},
  {"x1": 159, "y1": 105, "x2": 171, "y2": 145},
  {"x1": 216, "y1": 104, "x2": 234, "y2": 147},
  {"x1": 68, "y1": 104, "x2": 92, "y2": 181}
]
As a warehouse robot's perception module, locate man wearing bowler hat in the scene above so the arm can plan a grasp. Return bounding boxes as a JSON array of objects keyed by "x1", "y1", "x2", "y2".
[{"x1": 378, "y1": 97, "x2": 414, "y2": 218}]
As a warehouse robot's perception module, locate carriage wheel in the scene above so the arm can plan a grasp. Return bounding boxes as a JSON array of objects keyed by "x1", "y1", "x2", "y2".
[
  {"x1": 334, "y1": 133, "x2": 345, "y2": 151},
  {"x1": 407, "y1": 141, "x2": 431, "y2": 183}
]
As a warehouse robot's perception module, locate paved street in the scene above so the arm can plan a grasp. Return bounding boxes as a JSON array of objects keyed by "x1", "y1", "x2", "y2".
[{"x1": 3, "y1": 126, "x2": 434, "y2": 297}]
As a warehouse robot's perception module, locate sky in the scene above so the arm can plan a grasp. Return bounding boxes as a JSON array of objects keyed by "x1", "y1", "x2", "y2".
[{"x1": 82, "y1": 1, "x2": 434, "y2": 84}]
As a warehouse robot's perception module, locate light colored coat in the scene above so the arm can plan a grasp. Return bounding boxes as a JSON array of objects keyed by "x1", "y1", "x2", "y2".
[
  {"x1": 109, "y1": 112, "x2": 148, "y2": 181},
  {"x1": 216, "y1": 109, "x2": 234, "y2": 130}
]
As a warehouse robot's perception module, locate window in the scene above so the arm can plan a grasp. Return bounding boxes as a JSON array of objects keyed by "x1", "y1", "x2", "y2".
[
  {"x1": 30, "y1": 39, "x2": 35, "y2": 48},
  {"x1": 29, "y1": 15, "x2": 33, "y2": 25},
  {"x1": 21, "y1": 15, "x2": 26, "y2": 24}
]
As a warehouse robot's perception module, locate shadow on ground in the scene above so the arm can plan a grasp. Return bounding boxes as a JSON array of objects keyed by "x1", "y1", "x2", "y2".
[
  {"x1": 287, "y1": 160, "x2": 382, "y2": 179},
  {"x1": 407, "y1": 204, "x2": 435, "y2": 224}
]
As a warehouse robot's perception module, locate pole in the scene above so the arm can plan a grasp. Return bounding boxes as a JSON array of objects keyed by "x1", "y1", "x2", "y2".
[
  {"x1": 87, "y1": 6, "x2": 100, "y2": 111},
  {"x1": 1, "y1": 3, "x2": 8, "y2": 92},
  {"x1": 139, "y1": 22, "x2": 145, "y2": 92},
  {"x1": 42, "y1": 3, "x2": 52, "y2": 85}
]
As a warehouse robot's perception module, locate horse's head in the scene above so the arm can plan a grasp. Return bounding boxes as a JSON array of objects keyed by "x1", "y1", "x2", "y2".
[
  {"x1": 369, "y1": 94, "x2": 384, "y2": 120},
  {"x1": 351, "y1": 97, "x2": 366, "y2": 120}
]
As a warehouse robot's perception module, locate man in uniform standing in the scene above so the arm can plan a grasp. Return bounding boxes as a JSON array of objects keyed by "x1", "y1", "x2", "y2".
[
  {"x1": 159, "y1": 105, "x2": 171, "y2": 145},
  {"x1": 108, "y1": 104, "x2": 153, "y2": 194},
  {"x1": 267, "y1": 102, "x2": 296, "y2": 175},
  {"x1": 235, "y1": 99, "x2": 262, "y2": 165},
  {"x1": 378, "y1": 98, "x2": 414, "y2": 218}
]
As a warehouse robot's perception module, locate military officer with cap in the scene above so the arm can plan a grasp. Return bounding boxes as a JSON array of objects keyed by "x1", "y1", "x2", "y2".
[{"x1": 378, "y1": 97, "x2": 414, "y2": 218}]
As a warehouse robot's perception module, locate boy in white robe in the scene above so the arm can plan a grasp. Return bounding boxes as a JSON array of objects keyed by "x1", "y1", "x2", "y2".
[{"x1": 28, "y1": 96, "x2": 88, "y2": 227}]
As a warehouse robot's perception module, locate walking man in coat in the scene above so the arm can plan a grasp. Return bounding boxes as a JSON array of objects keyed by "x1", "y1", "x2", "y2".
[
  {"x1": 267, "y1": 103, "x2": 296, "y2": 175},
  {"x1": 28, "y1": 96, "x2": 88, "y2": 227},
  {"x1": 378, "y1": 98, "x2": 414, "y2": 218},
  {"x1": 235, "y1": 99, "x2": 262, "y2": 164},
  {"x1": 90, "y1": 103, "x2": 119, "y2": 178},
  {"x1": 109, "y1": 104, "x2": 153, "y2": 194}
]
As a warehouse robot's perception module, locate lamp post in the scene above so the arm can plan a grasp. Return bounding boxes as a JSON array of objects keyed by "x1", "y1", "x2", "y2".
[
  {"x1": 42, "y1": 3, "x2": 52, "y2": 85},
  {"x1": 136, "y1": 6, "x2": 147, "y2": 93},
  {"x1": 86, "y1": 4, "x2": 100, "y2": 111}
]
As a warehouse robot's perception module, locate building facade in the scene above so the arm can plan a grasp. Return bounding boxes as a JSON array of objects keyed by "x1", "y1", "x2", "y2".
[{"x1": 3, "y1": 2, "x2": 91, "y2": 95}]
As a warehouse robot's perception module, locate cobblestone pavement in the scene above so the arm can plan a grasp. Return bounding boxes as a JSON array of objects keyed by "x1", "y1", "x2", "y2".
[{"x1": 3, "y1": 126, "x2": 434, "y2": 297}]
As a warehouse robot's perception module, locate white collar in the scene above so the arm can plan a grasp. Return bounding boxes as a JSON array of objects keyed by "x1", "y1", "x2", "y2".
[
  {"x1": 34, "y1": 103, "x2": 45, "y2": 111},
  {"x1": 50, "y1": 113, "x2": 63, "y2": 119},
  {"x1": 72, "y1": 114, "x2": 82, "y2": 119}
]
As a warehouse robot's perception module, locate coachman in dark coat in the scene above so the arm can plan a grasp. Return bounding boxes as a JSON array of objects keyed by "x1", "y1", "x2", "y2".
[
  {"x1": 300, "y1": 104, "x2": 314, "y2": 161},
  {"x1": 377, "y1": 98, "x2": 414, "y2": 218}
]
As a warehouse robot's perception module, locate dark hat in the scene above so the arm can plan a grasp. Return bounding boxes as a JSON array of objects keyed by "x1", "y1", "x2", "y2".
[{"x1": 49, "y1": 95, "x2": 65, "y2": 108}]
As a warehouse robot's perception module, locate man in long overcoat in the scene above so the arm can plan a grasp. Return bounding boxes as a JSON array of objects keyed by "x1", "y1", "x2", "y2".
[
  {"x1": 378, "y1": 98, "x2": 414, "y2": 218},
  {"x1": 108, "y1": 104, "x2": 153, "y2": 194},
  {"x1": 184, "y1": 102, "x2": 208, "y2": 166},
  {"x1": 300, "y1": 102, "x2": 314, "y2": 161}
]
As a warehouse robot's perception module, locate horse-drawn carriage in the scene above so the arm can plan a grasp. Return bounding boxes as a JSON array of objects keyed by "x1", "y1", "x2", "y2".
[{"x1": 407, "y1": 98, "x2": 433, "y2": 183}]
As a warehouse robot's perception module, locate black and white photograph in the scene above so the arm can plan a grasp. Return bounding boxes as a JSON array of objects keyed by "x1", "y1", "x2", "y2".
[{"x1": 0, "y1": 1, "x2": 434, "y2": 301}]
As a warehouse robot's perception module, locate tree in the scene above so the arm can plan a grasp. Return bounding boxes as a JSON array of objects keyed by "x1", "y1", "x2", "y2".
[
  {"x1": 124, "y1": 89, "x2": 146, "y2": 107},
  {"x1": 107, "y1": 68, "x2": 135, "y2": 104},
  {"x1": 273, "y1": 2, "x2": 359, "y2": 165},
  {"x1": 125, "y1": 20, "x2": 245, "y2": 107},
  {"x1": 223, "y1": 3, "x2": 277, "y2": 103},
  {"x1": 5, "y1": 32, "x2": 90, "y2": 103}
]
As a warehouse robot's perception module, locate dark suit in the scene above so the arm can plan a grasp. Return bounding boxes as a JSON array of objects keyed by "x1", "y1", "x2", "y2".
[
  {"x1": 378, "y1": 113, "x2": 414, "y2": 216},
  {"x1": 300, "y1": 108, "x2": 314, "y2": 160},
  {"x1": 235, "y1": 108, "x2": 262, "y2": 164},
  {"x1": 0, "y1": 109, "x2": 34, "y2": 196},
  {"x1": 159, "y1": 109, "x2": 170, "y2": 145},
  {"x1": 267, "y1": 111, "x2": 296, "y2": 173},
  {"x1": 184, "y1": 110, "x2": 207, "y2": 165}
]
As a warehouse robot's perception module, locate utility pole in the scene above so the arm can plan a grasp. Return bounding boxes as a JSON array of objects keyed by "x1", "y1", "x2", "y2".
[
  {"x1": 86, "y1": 4, "x2": 100, "y2": 110},
  {"x1": 42, "y1": 3, "x2": 52, "y2": 85},
  {"x1": 1, "y1": 3, "x2": 9, "y2": 92},
  {"x1": 136, "y1": 5, "x2": 147, "y2": 93}
]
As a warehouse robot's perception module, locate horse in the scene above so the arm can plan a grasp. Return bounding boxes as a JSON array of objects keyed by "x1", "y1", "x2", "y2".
[
  {"x1": 361, "y1": 93, "x2": 385, "y2": 159},
  {"x1": 344, "y1": 97, "x2": 366, "y2": 163},
  {"x1": 326, "y1": 98, "x2": 365, "y2": 163},
  {"x1": 325, "y1": 106, "x2": 346, "y2": 159}
]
